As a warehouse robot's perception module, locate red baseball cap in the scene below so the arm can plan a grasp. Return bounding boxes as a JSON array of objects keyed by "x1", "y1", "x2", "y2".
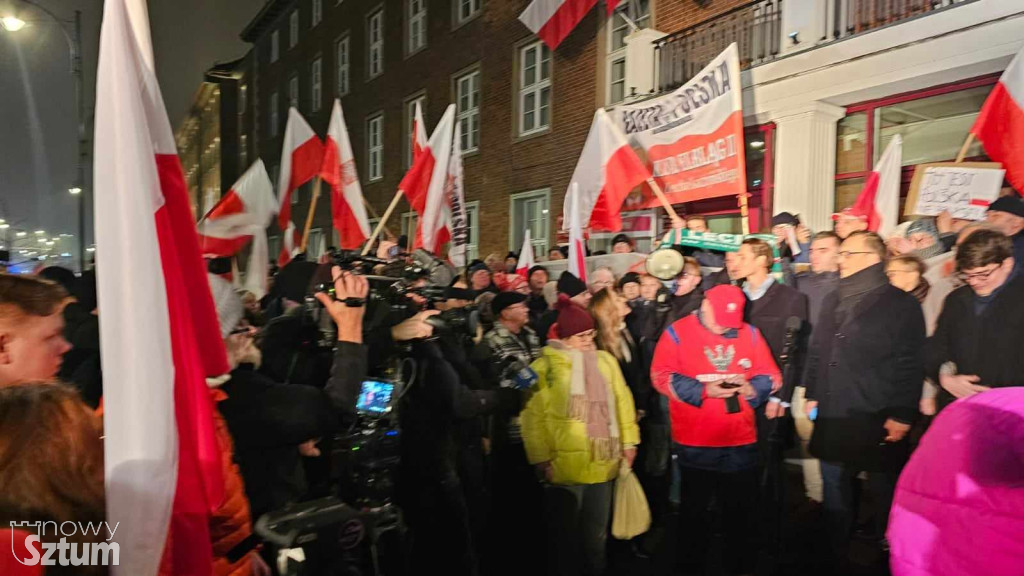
[
  {"x1": 831, "y1": 207, "x2": 869, "y2": 221},
  {"x1": 704, "y1": 284, "x2": 746, "y2": 330}
]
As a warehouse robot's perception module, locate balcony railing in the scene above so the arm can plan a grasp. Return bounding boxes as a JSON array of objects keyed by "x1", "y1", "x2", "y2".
[{"x1": 657, "y1": 0, "x2": 970, "y2": 93}]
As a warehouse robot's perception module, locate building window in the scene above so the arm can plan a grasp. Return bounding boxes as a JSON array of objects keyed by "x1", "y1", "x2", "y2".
[
  {"x1": 834, "y1": 79, "x2": 995, "y2": 214},
  {"x1": 239, "y1": 83, "x2": 248, "y2": 114},
  {"x1": 464, "y1": 201, "x2": 480, "y2": 262},
  {"x1": 401, "y1": 211, "x2": 419, "y2": 238},
  {"x1": 311, "y1": 57, "x2": 323, "y2": 112},
  {"x1": 367, "y1": 7, "x2": 384, "y2": 79},
  {"x1": 289, "y1": 10, "x2": 299, "y2": 49},
  {"x1": 454, "y1": 0, "x2": 481, "y2": 26},
  {"x1": 404, "y1": 93, "x2": 426, "y2": 168},
  {"x1": 269, "y1": 91, "x2": 279, "y2": 137},
  {"x1": 312, "y1": 0, "x2": 322, "y2": 27},
  {"x1": 239, "y1": 134, "x2": 248, "y2": 168},
  {"x1": 518, "y1": 41, "x2": 551, "y2": 136},
  {"x1": 367, "y1": 112, "x2": 383, "y2": 181},
  {"x1": 336, "y1": 34, "x2": 350, "y2": 96},
  {"x1": 407, "y1": 0, "x2": 427, "y2": 55},
  {"x1": 510, "y1": 189, "x2": 550, "y2": 254},
  {"x1": 607, "y1": 0, "x2": 650, "y2": 105},
  {"x1": 307, "y1": 228, "x2": 324, "y2": 258},
  {"x1": 270, "y1": 164, "x2": 279, "y2": 193},
  {"x1": 268, "y1": 235, "x2": 280, "y2": 259},
  {"x1": 289, "y1": 75, "x2": 299, "y2": 108},
  {"x1": 455, "y1": 69, "x2": 480, "y2": 153},
  {"x1": 270, "y1": 30, "x2": 279, "y2": 62}
]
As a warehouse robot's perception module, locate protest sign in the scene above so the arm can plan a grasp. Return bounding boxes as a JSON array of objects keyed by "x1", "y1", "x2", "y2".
[{"x1": 906, "y1": 162, "x2": 1005, "y2": 221}]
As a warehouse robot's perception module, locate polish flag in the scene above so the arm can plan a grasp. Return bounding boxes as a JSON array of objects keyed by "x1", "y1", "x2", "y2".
[
  {"x1": 834, "y1": 135, "x2": 903, "y2": 239},
  {"x1": 277, "y1": 107, "x2": 324, "y2": 265},
  {"x1": 93, "y1": 1, "x2": 229, "y2": 574},
  {"x1": 196, "y1": 160, "x2": 277, "y2": 298},
  {"x1": 400, "y1": 104, "x2": 456, "y2": 253},
  {"x1": 567, "y1": 183, "x2": 588, "y2": 283},
  {"x1": 606, "y1": 0, "x2": 623, "y2": 15},
  {"x1": 321, "y1": 100, "x2": 371, "y2": 250},
  {"x1": 516, "y1": 228, "x2": 536, "y2": 279},
  {"x1": 412, "y1": 100, "x2": 428, "y2": 163},
  {"x1": 562, "y1": 108, "x2": 651, "y2": 232},
  {"x1": 444, "y1": 120, "x2": 471, "y2": 267},
  {"x1": 972, "y1": 46, "x2": 1024, "y2": 192},
  {"x1": 519, "y1": 0, "x2": 598, "y2": 50}
]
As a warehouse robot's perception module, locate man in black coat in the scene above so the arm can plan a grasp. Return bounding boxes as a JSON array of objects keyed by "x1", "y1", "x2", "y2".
[
  {"x1": 803, "y1": 231, "x2": 925, "y2": 562},
  {"x1": 927, "y1": 229, "x2": 1024, "y2": 412}
]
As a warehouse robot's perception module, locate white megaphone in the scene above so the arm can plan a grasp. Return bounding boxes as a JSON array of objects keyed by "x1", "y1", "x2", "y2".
[{"x1": 645, "y1": 247, "x2": 685, "y2": 281}]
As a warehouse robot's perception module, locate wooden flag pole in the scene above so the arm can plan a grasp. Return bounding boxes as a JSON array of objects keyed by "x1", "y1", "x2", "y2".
[
  {"x1": 955, "y1": 133, "x2": 976, "y2": 163},
  {"x1": 361, "y1": 189, "x2": 405, "y2": 255},
  {"x1": 645, "y1": 177, "x2": 685, "y2": 229},
  {"x1": 362, "y1": 198, "x2": 396, "y2": 240},
  {"x1": 299, "y1": 177, "x2": 322, "y2": 253}
]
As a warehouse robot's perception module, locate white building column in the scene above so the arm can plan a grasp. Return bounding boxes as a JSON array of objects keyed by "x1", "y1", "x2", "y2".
[{"x1": 771, "y1": 101, "x2": 846, "y2": 233}]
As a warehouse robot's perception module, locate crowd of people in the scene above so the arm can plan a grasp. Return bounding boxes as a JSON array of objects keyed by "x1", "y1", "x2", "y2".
[{"x1": 0, "y1": 195, "x2": 1023, "y2": 576}]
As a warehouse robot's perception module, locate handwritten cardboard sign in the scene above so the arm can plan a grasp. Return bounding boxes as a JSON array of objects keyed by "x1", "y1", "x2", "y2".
[{"x1": 906, "y1": 162, "x2": 1005, "y2": 221}]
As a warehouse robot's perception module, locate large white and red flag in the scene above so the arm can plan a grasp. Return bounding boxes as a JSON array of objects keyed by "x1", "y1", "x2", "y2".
[
  {"x1": 518, "y1": 0, "x2": 598, "y2": 50},
  {"x1": 835, "y1": 135, "x2": 903, "y2": 239},
  {"x1": 277, "y1": 107, "x2": 324, "y2": 265},
  {"x1": 196, "y1": 159, "x2": 277, "y2": 298},
  {"x1": 516, "y1": 228, "x2": 536, "y2": 278},
  {"x1": 444, "y1": 120, "x2": 471, "y2": 267},
  {"x1": 971, "y1": 46, "x2": 1024, "y2": 192},
  {"x1": 612, "y1": 43, "x2": 746, "y2": 208},
  {"x1": 321, "y1": 99, "x2": 371, "y2": 250},
  {"x1": 94, "y1": 0, "x2": 229, "y2": 574},
  {"x1": 568, "y1": 183, "x2": 588, "y2": 283},
  {"x1": 562, "y1": 108, "x2": 650, "y2": 232},
  {"x1": 400, "y1": 104, "x2": 456, "y2": 253},
  {"x1": 412, "y1": 100, "x2": 428, "y2": 163}
]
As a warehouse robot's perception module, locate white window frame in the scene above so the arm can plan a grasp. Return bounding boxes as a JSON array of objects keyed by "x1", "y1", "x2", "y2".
[
  {"x1": 606, "y1": 0, "x2": 651, "y2": 105},
  {"x1": 401, "y1": 211, "x2": 419, "y2": 239},
  {"x1": 268, "y1": 235, "x2": 281, "y2": 259},
  {"x1": 289, "y1": 10, "x2": 299, "y2": 49},
  {"x1": 404, "y1": 92, "x2": 426, "y2": 168},
  {"x1": 270, "y1": 30, "x2": 279, "y2": 63},
  {"x1": 454, "y1": 68, "x2": 480, "y2": 154},
  {"x1": 289, "y1": 75, "x2": 299, "y2": 108},
  {"x1": 509, "y1": 189, "x2": 550, "y2": 255},
  {"x1": 269, "y1": 91, "x2": 279, "y2": 137},
  {"x1": 367, "y1": 112, "x2": 384, "y2": 181},
  {"x1": 307, "y1": 228, "x2": 324, "y2": 258},
  {"x1": 454, "y1": 0, "x2": 481, "y2": 27},
  {"x1": 335, "y1": 34, "x2": 350, "y2": 96},
  {"x1": 518, "y1": 41, "x2": 551, "y2": 137},
  {"x1": 312, "y1": 0, "x2": 323, "y2": 27},
  {"x1": 464, "y1": 200, "x2": 480, "y2": 262},
  {"x1": 311, "y1": 57, "x2": 323, "y2": 112},
  {"x1": 407, "y1": 0, "x2": 427, "y2": 55},
  {"x1": 367, "y1": 7, "x2": 384, "y2": 79}
]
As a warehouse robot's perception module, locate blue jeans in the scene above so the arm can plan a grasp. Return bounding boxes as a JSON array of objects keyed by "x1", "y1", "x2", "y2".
[{"x1": 819, "y1": 461, "x2": 897, "y2": 557}]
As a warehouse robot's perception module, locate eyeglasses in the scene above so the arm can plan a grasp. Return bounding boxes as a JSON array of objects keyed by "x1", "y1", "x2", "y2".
[
  {"x1": 838, "y1": 251, "x2": 874, "y2": 258},
  {"x1": 956, "y1": 264, "x2": 1002, "y2": 282}
]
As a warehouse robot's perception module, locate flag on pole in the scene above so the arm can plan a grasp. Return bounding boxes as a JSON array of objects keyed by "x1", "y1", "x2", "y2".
[
  {"x1": 444, "y1": 120, "x2": 470, "y2": 267},
  {"x1": 400, "y1": 104, "x2": 456, "y2": 253},
  {"x1": 833, "y1": 135, "x2": 902, "y2": 239},
  {"x1": 971, "y1": 46, "x2": 1024, "y2": 192},
  {"x1": 196, "y1": 160, "x2": 276, "y2": 298},
  {"x1": 562, "y1": 108, "x2": 651, "y2": 233},
  {"x1": 412, "y1": 100, "x2": 428, "y2": 164},
  {"x1": 321, "y1": 100, "x2": 371, "y2": 250},
  {"x1": 606, "y1": 0, "x2": 624, "y2": 15},
  {"x1": 516, "y1": 229, "x2": 535, "y2": 278},
  {"x1": 518, "y1": 0, "x2": 598, "y2": 50},
  {"x1": 94, "y1": 1, "x2": 229, "y2": 574},
  {"x1": 277, "y1": 107, "x2": 324, "y2": 265},
  {"x1": 568, "y1": 183, "x2": 588, "y2": 283}
]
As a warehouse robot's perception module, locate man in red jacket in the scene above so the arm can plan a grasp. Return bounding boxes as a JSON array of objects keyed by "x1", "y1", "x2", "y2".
[{"x1": 651, "y1": 284, "x2": 781, "y2": 576}]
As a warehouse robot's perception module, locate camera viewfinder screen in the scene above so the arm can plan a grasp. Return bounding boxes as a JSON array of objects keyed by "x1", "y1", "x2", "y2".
[{"x1": 357, "y1": 380, "x2": 394, "y2": 414}]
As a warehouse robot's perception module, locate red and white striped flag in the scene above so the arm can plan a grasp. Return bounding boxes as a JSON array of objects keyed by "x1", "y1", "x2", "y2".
[
  {"x1": 277, "y1": 107, "x2": 324, "y2": 265},
  {"x1": 972, "y1": 46, "x2": 1024, "y2": 192},
  {"x1": 444, "y1": 120, "x2": 470, "y2": 267},
  {"x1": 412, "y1": 100, "x2": 428, "y2": 163},
  {"x1": 516, "y1": 228, "x2": 535, "y2": 278},
  {"x1": 519, "y1": 0, "x2": 598, "y2": 50},
  {"x1": 94, "y1": 1, "x2": 229, "y2": 574},
  {"x1": 321, "y1": 99, "x2": 371, "y2": 250},
  {"x1": 400, "y1": 104, "x2": 456, "y2": 254},
  {"x1": 834, "y1": 134, "x2": 902, "y2": 239},
  {"x1": 562, "y1": 108, "x2": 651, "y2": 232},
  {"x1": 568, "y1": 183, "x2": 588, "y2": 283},
  {"x1": 196, "y1": 159, "x2": 276, "y2": 298}
]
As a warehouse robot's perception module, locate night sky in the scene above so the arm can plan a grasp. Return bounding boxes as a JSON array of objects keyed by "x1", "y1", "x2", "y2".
[{"x1": 0, "y1": 0, "x2": 259, "y2": 256}]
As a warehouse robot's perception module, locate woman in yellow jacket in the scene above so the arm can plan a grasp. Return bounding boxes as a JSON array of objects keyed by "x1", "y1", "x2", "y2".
[{"x1": 521, "y1": 295, "x2": 640, "y2": 576}]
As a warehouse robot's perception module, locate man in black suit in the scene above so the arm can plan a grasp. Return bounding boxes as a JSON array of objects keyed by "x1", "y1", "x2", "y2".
[{"x1": 804, "y1": 231, "x2": 925, "y2": 564}]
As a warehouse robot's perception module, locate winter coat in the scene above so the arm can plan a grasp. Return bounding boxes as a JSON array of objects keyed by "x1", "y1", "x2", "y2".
[
  {"x1": 925, "y1": 271, "x2": 1024, "y2": 412},
  {"x1": 745, "y1": 280, "x2": 809, "y2": 402},
  {"x1": 804, "y1": 281, "x2": 925, "y2": 471},
  {"x1": 888, "y1": 388, "x2": 1024, "y2": 576},
  {"x1": 795, "y1": 271, "x2": 839, "y2": 333},
  {"x1": 522, "y1": 346, "x2": 640, "y2": 485}
]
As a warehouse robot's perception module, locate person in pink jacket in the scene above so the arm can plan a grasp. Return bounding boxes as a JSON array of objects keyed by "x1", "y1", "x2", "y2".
[{"x1": 888, "y1": 387, "x2": 1024, "y2": 576}]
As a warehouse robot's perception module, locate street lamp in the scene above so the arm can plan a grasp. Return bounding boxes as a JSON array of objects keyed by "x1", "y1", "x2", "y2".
[
  {"x1": 0, "y1": 16, "x2": 26, "y2": 32},
  {"x1": 69, "y1": 187, "x2": 81, "y2": 195}
]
